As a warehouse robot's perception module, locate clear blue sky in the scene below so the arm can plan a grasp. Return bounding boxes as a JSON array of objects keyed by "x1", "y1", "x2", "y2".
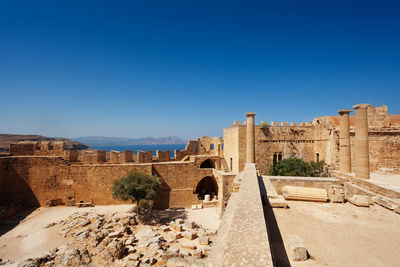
[{"x1": 1, "y1": 0, "x2": 399, "y2": 140}]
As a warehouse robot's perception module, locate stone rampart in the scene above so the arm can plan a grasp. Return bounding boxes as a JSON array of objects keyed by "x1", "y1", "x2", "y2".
[
  {"x1": 209, "y1": 164, "x2": 272, "y2": 266},
  {"x1": 0, "y1": 154, "x2": 235, "y2": 209},
  {"x1": 156, "y1": 150, "x2": 170, "y2": 162},
  {"x1": 137, "y1": 150, "x2": 153, "y2": 163}
]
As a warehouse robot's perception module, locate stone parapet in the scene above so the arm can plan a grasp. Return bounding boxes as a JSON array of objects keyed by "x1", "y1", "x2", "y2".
[{"x1": 209, "y1": 164, "x2": 272, "y2": 266}]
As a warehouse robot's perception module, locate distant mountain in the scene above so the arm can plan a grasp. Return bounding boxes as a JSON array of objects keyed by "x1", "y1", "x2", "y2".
[
  {"x1": 72, "y1": 136, "x2": 186, "y2": 146},
  {"x1": 0, "y1": 134, "x2": 89, "y2": 153}
]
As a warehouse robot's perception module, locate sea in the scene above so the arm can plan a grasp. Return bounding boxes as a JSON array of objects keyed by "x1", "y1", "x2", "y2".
[{"x1": 90, "y1": 144, "x2": 186, "y2": 157}]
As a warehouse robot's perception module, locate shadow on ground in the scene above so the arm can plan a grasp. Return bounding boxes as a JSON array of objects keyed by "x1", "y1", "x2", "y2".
[
  {"x1": 0, "y1": 207, "x2": 37, "y2": 237},
  {"x1": 258, "y1": 177, "x2": 291, "y2": 267},
  {"x1": 154, "y1": 208, "x2": 188, "y2": 225}
]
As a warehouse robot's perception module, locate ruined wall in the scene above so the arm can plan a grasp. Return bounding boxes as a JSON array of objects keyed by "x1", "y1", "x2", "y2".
[
  {"x1": 255, "y1": 125, "x2": 315, "y2": 175},
  {"x1": 197, "y1": 137, "x2": 223, "y2": 156},
  {"x1": 313, "y1": 117, "x2": 339, "y2": 168},
  {"x1": 0, "y1": 155, "x2": 232, "y2": 209},
  {"x1": 348, "y1": 129, "x2": 400, "y2": 173},
  {"x1": 174, "y1": 141, "x2": 198, "y2": 160},
  {"x1": 223, "y1": 123, "x2": 246, "y2": 174}
]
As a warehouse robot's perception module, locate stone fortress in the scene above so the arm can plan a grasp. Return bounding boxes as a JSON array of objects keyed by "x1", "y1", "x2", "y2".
[
  {"x1": 1, "y1": 104, "x2": 400, "y2": 266},
  {"x1": 0, "y1": 104, "x2": 399, "y2": 214}
]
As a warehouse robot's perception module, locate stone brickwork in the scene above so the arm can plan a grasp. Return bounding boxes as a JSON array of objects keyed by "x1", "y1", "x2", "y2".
[
  {"x1": 224, "y1": 105, "x2": 400, "y2": 175},
  {"x1": 0, "y1": 152, "x2": 235, "y2": 209},
  {"x1": 110, "y1": 150, "x2": 133, "y2": 163},
  {"x1": 82, "y1": 150, "x2": 106, "y2": 163},
  {"x1": 10, "y1": 141, "x2": 65, "y2": 157},
  {"x1": 156, "y1": 150, "x2": 170, "y2": 162},
  {"x1": 137, "y1": 150, "x2": 153, "y2": 163}
]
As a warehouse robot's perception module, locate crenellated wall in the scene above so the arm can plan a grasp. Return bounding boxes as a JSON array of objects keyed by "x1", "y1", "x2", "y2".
[
  {"x1": 224, "y1": 105, "x2": 400, "y2": 175},
  {"x1": 0, "y1": 154, "x2": 235, "y2": 209}
]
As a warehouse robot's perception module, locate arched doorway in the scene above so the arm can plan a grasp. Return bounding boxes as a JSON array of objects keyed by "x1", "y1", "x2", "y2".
[
  {"x1": 195, "y1": 176, "x2": 218, "y2": 200},
  {"x1": 200, "y1": 159, "x2": 215, "y2": 168}
]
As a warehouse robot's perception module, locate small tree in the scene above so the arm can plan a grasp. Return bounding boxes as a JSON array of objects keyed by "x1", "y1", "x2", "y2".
[
  {"x1": 268, "y1": 158, "x2": 328, "y2": 177},
  {"x1": 112, "y1": 172, "x2": 161, "y2": 216}
]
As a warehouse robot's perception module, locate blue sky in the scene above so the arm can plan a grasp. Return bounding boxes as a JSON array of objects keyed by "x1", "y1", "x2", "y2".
[{"x1": 1, "y1": 0, "x2": 399, "y2": 139}]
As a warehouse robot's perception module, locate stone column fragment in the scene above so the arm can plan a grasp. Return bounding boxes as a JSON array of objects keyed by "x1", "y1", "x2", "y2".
[
  {"x1": 246, "y1": 112, "x2": 256, "y2": 164},
  {"x1": 353, "y1": 104, "x2": 370, "y2": 179},
  {"x1": 338, "y1": 109, "x2": 352, "y2": 173}
]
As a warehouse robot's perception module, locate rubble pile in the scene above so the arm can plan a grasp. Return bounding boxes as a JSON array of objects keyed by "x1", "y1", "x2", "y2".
[{"x1": 17, "y1": 210, "x2": 215, "y2": 267}]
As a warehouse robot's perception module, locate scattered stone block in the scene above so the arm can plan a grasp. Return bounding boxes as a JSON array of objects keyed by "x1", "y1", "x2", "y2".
[
  {"x1": 198, "y1": 236, "x2": 209, "y2": 245},
  {"x1": 202, "y1": 246, "x2": 212, "y2": 256},
  {"x1": 287, "y1": 234, "x2": 308, "y2": 261},
  {"x1": 108, "y1": 231, "x2": 121, "y2": 238},
  {"x1": 170, "y1": 232, "x2": 182, "y2": 240},
  {"x1": 171, "y1": 224, "x2": 183, "y2": 232},
  {"x1": 191, "y1": 205, "x2": 197, "y2": 210},
  {"x1": 183, "y1": 231, "x2": 196, "y2": 240},
  {"x1": 127, "y1": 253, "x2": 139, "y2": 261},
  {"x1": 328, "y1": 185, "x2": 345, "y2": 203},
  {"x1": 186, "y1": 221, "x2": 195, "y2": 229},
  {"x1": 196, "y1": 204, "x2": 203, "y2": 209},
  {"x1": 180, "y1": 249, "x2": 190, "y2": 256},
  {"x1": 192, "y1": 249, "x2": 202, "y2": 258},
  {"x1": 160, "y1": 225, "x2": 170, "y2": 232},
  {"x1": 126, "y1": 245, "x2": 136, "y2": 254},
  {"x1": 372, "y1": 196, "x2": 398, "y2": 210},
  {"x1": 180, "y1": 241, "x2": 196, "y2": 250},
  {"x1": 348, "y1": 195, "x2": 370, "y2": 207},
  {"x1": 175, "y1": 218, "x2": 184, "y2": 225}
]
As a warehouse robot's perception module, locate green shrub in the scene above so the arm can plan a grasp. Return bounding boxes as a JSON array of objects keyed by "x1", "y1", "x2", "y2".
[
  {"x1": 268, "y1": 158, "x2": 328, "y2": 177},
  {"x1": 112, "y1": 172, "x2": 161, "y2": 214}
]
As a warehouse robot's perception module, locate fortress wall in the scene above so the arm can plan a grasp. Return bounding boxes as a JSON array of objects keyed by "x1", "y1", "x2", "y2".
[
  {"x1": 197, "y1": 136, "x2": 223, "y2": 156},
  {"x1": 0, "y1": 155, "x2": 222, "y2": 209},
  {"x1": 69, "y1": 164, "x2": 152, "y2": 205},
  {"x1": 0, "y1": 157, "x2": 71, "y2": 206},
  {"x1": 137, "y1": 150, "x2": 153, "y2": 163},
  {"x1": 255, "y1": 125, "x2": 315, "y2": 174},
  {"x1": 156, "y1": 150, "x2": 170, "y2": 162},
  {"x1": 9, "y1": 142, "x2": 36, "y2": 156}
]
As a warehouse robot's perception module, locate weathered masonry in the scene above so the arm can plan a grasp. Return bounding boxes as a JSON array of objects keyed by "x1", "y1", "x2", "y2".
[
  {"x1": 0, "y1": 137, "x2": 234, "y2": 212},
  {"x1": 223, "y1": 105, "x2": 400, "y2": 175}
]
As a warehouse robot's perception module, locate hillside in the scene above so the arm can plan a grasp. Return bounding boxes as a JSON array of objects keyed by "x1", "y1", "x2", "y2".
[
  {"x1": 72, "y1": 136, "x2": 186, "y2": 146},
  {"x1": 0, "y1": 134, "x2": 89, "y2": 153}
]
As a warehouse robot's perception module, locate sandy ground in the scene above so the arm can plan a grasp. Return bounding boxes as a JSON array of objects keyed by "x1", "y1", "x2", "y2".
[
  {"x1": 273, "y1": 201, "x2": 400, "y2": 267},
  {"x1": 0, "y1": 205, "x2": 219, "y2": 265},
  {"x1": 371, "y1": 172, "x2": 400, "y2": 187}
]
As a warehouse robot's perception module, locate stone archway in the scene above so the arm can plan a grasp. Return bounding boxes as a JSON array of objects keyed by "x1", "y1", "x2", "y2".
[
  {"x1": 200, "y1": 159, "x2": 215, "y2": 168},
  {"x1": 195, "y1": 176, "x2": 218, "y2": 200}
]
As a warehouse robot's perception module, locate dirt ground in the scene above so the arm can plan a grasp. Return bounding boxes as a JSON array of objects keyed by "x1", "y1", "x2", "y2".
[
  {"x1": 0, "y1": 205, "x2": 220, "y2": 265},
  {"x1": 273, "y1": 201, "x2": 400, "y2": 267}
]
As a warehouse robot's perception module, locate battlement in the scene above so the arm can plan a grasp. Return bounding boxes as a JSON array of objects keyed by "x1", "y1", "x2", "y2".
[
  {"x1": 259, "y1": 121, "x2": 312, "y2": 127},
  {"x1": 9, "y1": 141, "x2": 65, "y2": 156}
]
